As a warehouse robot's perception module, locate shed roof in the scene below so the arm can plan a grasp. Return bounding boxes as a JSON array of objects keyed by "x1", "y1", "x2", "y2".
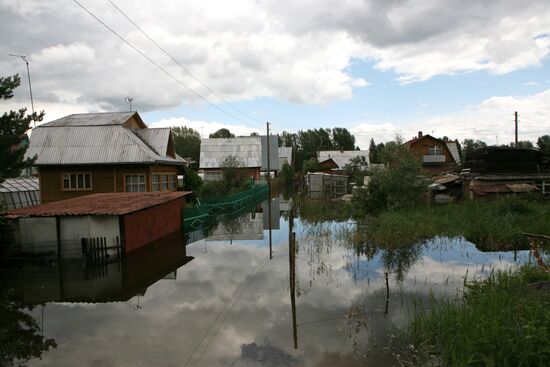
[
  {"x1": 200, "y1": 137, "x2": 262, "y2": 168},
  {"x1": 0, "y1": 177, "x2": 39, "y2": 193},
  {"x1": 317, "y1": 150, "x2": 370, "y2": 169},
  {"x1": 3, "y1": 192, "x2": 191, "y2": 218},
  {"x1": 26, "y1": 112, "x2": 181, "y2": 165}
]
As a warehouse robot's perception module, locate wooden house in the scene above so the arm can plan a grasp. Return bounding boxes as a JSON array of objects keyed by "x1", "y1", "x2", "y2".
[
  {"x1": 404, "y1": 131, "x2": 460, "y2": 174},
  {"x1": 317, "y1": 150, "x2": 370, "y2": 174},
  {"x1": 199, "y1": 136, "x2": 279, "y2": 181},
  {"x1": 25, "y1": 112, "x2": 185, "y2": 203}
]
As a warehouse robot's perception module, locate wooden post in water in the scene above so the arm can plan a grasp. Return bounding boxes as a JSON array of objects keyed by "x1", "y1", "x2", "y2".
[
  {"x1": 267, "y1": 121, "x2": 273, "y2": 260},
  {"x1": 290, "y1": 231, "x2": 298, "y2": 349},
  {"x1": 384, "y1": 272, "x2": 390, "y2": 315}
]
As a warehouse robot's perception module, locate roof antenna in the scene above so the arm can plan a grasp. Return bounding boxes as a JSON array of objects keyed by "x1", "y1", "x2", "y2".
[
  {"x1": 9, "y1": 54, "x2": 36, "y2": 128},
  {"x1": 125, "y1": 97, "x2": 134, "y2": 112}
]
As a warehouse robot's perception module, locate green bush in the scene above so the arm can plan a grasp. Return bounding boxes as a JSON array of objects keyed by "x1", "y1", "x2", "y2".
[
  {"x1": 182, "y1": 165, "x2": 202, "y2": 192},
  {"x1": 199, "y1": 180, "x2": 229, "y2": 198},
  {"x1": 401, "y1": 266, "x2": 550, "y2": 367},
  {"x1": 353, "y1": 140, "x2": 428, "y2": 214},
  {"x1": 360, "y1": 197, "x2": 550, "y2": 249},
  {"x1": 280, "y1": 162, "x2": 294, "y2": 188}
]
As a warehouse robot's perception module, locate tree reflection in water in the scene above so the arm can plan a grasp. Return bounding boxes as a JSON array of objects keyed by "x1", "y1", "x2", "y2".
[{"x1": 0, "y1": 289, "x2": 56, "y2": 366}]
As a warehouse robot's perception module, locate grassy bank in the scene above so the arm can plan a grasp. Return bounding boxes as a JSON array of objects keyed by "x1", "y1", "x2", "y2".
[
  {"x1": 399, "y1": 266, "x2": 550, "y2": 367},
  {"x1": 362, "y1": 198, "x2": 550, "y2": 249}
]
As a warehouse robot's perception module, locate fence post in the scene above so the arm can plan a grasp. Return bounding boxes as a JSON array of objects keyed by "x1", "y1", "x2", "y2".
[{"x1": 81, "y1": 238, "x2": 88, "y2": 267}]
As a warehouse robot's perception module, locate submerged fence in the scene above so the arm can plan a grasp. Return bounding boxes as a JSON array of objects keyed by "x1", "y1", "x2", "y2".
[{"x1": 183, "y1": 184, "x2": 269, "y2": 231}]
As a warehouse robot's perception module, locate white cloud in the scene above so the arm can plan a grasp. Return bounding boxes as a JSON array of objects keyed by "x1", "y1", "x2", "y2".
[
  {"x1": 2, "y1": 0, "x2": 550, "y2": 121},
  {"x1": 149, "y1": 116, "x2": 260, "y2": 137},
  {"x1": 352, "y1": 88, "x2": 550, "y2": 146}
]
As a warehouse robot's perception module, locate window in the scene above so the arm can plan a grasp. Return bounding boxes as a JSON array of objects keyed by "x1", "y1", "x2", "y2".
[
  {"x1": 125, "y1": 174, "x2": 146, "y2": 192},
  {"x1": 62, "y1": 172, "x2": 92, "y2": 191},
  {"x1": 428, "y1": 146, "x2": 443, "y2": 155},
  {"x1": 152, "y1": 174, "x2": 161, "y2": 191},
  {"x1": 151, "y1": 173, "x2": 177, "y2": 192},
  {"x1": 204, "y1": 171, "x2": 223, "y2": 181}
]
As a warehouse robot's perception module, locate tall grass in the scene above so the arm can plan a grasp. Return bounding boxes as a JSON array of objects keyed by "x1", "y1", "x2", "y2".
[
  {"x1": 400, "y1": 266, "x2": 550, "y2": 367},
  {"x1": 363, "y1": 197, "x2": 550, "y2": 249}
]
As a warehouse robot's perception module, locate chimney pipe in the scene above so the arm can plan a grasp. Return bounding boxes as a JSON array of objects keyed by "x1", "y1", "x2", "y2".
[{"x1": 418, "y1": 131, "x2": 423, "y2": 138}]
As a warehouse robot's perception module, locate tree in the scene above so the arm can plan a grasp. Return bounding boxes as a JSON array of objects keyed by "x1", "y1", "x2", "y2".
[
  {"x1": 462, "y1": 139, "x2": 487, "y2": 161},
  {"x1": 280, "y1": 131, "x2": 297, "y2": 148},
  {"x1": 209, "y1": 128, "x2": 235, "y2": 139},
  {"x1": 537, "y1": 135, "x2": 550, "y2": 154},
  {"x1": 509, "y1": 140, "x2": 534, "y2": 149},
  {"x1": 331, "y1": 127, "x2": 355, "y2": 150},
  {"x1": 1, "y1": 75, "x2": 43, "y2": 182},
  {"x1": 221, "y1": 155, "x2": 240, "y2": 184},
  {"x1": 354, "y1": 140, "x2": 427, "y2": 213},
  {"x1": 182, "y1": 165, "x2": 202, "y2": 192},
  {"x1": 302, "y1": 157, "x2": 320, "y2": 173},
  {"x1": 172, "y1": 126, "x2": 201, "y2": 165},
  {"x1": 369, "y1": 138, "x2": 379, "y2": 164},
  {"x1": 0, "y1": 289, "x2": 56, "y2": 366},
  {"x1": 343, "y1": 156, "x2": 368, "y2": 186},
  {"x1": 250, "y1": 132, "x2": 259, "y2": 137}
]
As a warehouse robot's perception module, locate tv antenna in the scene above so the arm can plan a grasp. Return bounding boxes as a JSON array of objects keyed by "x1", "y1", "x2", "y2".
[{"x1": 125, "y1": 96, "x2": 134, "y2": 111}]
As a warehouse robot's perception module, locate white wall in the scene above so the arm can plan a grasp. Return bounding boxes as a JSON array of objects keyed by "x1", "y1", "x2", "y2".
[
  {"x1": 17, "y1": 215, "x2": 120, "y2": 259},
  {"x1": 19, "y1": 217, "x2": 58, "y2": 254},
  {"x1": 60, "y1": 216, "x2": 120, "y2": 258}
]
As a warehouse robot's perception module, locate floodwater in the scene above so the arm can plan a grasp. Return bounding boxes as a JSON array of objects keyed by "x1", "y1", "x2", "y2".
[{"x1": 0, "y1": 196, "x2": 532, "y2": 367}]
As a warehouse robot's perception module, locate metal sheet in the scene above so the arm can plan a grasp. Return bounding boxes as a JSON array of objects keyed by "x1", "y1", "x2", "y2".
[
  {"x1": 199, "y1": 137, "x2": 263, "y2": 168},
  {"x1": 317, "y1": 150, "x2": 370, "y2": 169},
  {"x1": 26, "y1": 123, "x2": 181, "y2": 165}
]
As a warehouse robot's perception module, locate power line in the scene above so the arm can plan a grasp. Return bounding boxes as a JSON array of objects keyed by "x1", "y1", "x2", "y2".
[
  {"x1": 107, "y1": 0, "x2": 264, "y2": 127},
  {"x1": 72, "y1": 0, "x2": 253, "y2": 126}
]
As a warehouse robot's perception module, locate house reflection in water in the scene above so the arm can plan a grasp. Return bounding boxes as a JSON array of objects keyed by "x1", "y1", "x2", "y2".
[
  {"x1": 2, "y1": 230, "x2": 193, "y2": 304},
  {"x1": 203, "y1": 196, "x2": 284, "y2": 244}
]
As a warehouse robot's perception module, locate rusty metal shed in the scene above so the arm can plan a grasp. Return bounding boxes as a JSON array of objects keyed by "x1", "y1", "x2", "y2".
[{"x1": 3, "y1": 192, "x2": 190, "y2": 258}]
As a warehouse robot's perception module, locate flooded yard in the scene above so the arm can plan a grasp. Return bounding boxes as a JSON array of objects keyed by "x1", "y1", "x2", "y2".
[{"x1": 1, "y1": 197, "x2": 531, "y2": 367}]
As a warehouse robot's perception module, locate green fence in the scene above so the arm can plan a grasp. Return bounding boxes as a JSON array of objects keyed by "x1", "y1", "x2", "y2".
[{"x1": 183, "y1": 184, "x2": 269, "y2": 231}]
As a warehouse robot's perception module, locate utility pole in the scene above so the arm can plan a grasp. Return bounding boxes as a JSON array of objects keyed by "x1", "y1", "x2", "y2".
[
  {"x1": 9, "y1": 54, "x2": 35, "y2": 127},
  {"x1": 514, "y1": 111, "x2": 518, "y2": 147},
  {"x1": 266, "y1": 121, "x2": 272, "y2": 259}
]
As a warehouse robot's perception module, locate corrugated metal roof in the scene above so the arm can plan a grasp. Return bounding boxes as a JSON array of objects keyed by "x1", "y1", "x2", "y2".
[
  {"x1": 3, "y1": 192, "x2": 191, "y2": 218},
  {"x1": 135, "y1": 128, "x2": 170, "y2": 156},
  {"x1": 317, "y1": 150, "x2": 370, "y2": 169},
  {"x1": 0, "y1": 177, "x2": 39, "y2": 193},
  {"x1": 278, "y1": 147, "x2": 292, "y2": 159},
  {"x1": 26, "y1": 120, "x2": 182, "y2": 165},
  {"x1": 40, "y1": 112, "x2": 137, "y2": 127},
  {"x1": 200, "y1": 137, "x2": 262, "y2": 168},
  {"x1": 446, "y1": 141, "x2": 461, "y2": 164}
]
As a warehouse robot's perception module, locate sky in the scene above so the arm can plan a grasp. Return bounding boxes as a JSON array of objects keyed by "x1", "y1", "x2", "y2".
[{"x1": 1, "y1": 0, "x2": 549, "y2": 149}]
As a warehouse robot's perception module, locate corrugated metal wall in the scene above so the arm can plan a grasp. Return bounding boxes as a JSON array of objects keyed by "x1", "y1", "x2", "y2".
[{"x1": 122, "y1": 197, "x2": 185, "y2": 252}]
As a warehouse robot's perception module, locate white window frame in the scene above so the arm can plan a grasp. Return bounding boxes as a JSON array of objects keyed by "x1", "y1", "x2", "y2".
[
  {"x1": 125, "y1": 174, "x2": 146, "y2": 192},
  {"x1": 428, "y1": 145, "x2": 443, "y2": 155},
  {"x1": 61, "y1": 172, "x2": 92, "y2": 191}
]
